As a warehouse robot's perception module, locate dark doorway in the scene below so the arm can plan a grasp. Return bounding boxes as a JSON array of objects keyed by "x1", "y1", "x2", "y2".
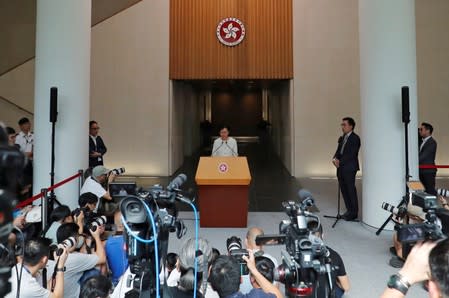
[{"x1": 211, "y1": 90, "x2": 262, "y2": 136}]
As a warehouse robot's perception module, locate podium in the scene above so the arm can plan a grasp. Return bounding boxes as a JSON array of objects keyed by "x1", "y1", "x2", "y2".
[{"x1": 195, "y1": 157, "x2": 251, "y2": 227}]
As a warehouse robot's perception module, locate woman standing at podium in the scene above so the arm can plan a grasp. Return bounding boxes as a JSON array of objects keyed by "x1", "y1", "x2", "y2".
[{"x1": 211, "y1": 125, "x2": 238, "y2": 157}]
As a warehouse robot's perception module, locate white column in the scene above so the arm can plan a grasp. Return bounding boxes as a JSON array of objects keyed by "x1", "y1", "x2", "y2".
[
  {"x1": 359, "y1": 0, "x2": 419, "y2": 227},
  {"x1": 34, "y1": 1, "x2": 91, "y2": 210}
]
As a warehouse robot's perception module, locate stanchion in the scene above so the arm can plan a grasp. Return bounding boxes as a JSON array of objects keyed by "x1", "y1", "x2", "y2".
[{"x1": 41, "y1": 188, "x2": 48, "y2": 232}]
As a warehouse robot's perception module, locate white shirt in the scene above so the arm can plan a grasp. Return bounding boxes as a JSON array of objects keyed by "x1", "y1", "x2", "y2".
[
  {"x1": 63, "y1": 252, "x2": 99, "y2": 298},
  {"x1": 44, "y1": 221, "x2": 62, "y2": 245},
  {"x1": 15, "y1": 131, "x2": 34, "y2": 153},
  {"x1": 6, "y1": 264, "x2": 50, "y2": 298},
  {"x1": 420, "y1": 135, "x2": 432, "y2": 152},
  {"x1": 80, "y1": 176, "x2": 107, "y2": 212},
  {"x1": 211, "y1": 137, "x2": 238, "y2": 157}
]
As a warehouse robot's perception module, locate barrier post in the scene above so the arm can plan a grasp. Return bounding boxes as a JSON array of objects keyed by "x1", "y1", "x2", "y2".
[
  {"x1": 41, "y1": 188, "x2": 48, "y2": 232},
  {"x1": 78, "y1": 169, "x2": 84, "y2": 195}
]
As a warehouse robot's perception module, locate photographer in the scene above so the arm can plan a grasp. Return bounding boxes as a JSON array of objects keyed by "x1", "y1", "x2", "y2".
[
  {"x1": 105, "y1": 208, "x2": 128, "y2": 285},
  {"x1": 209, "y1": 252, "x2": 283, "y2": 298},
  {"x1": 380, "y1": 240, "x2": 446, "y2": 298},
  {"x1": 6, "y1": 237, "x2": 69, "y2": 298},
  {"x1": 56, "y1": 223, "x2": 106, "y2": 298},
  {"x1": 80, "y1": 166, "x2": 116, "y2": 212},
  {"x1": 44, "y1": 205, "x2": 74, "y2": 244},
  {"x1": 241, "y1": 227, "x2": 278, "y2": 294}
]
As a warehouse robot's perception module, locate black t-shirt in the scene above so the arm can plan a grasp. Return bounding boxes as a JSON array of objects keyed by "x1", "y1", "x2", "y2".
[{"x1": 328, "y1": 246, "x2": 346, "y2": 276}]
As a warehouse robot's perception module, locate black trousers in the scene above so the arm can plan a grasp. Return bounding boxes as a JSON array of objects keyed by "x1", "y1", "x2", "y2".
[
  {"x1": 419, "y1": 170, "x2": 437, "y2": 196},
  {"x1": 337, "y1": 169, "x2": 358, "y2": 217}
]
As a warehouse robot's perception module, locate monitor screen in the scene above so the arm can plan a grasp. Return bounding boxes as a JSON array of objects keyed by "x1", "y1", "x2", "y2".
[{"x1": 109, "y1": 182, "x2": 137, "y2": 199}]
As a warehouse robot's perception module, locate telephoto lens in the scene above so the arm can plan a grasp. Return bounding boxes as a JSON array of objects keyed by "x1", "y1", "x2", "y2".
[
  {"x1": 110, "y1": 167, "x2": 125, "y2": 175},
  {"x1": 89, "y1": 215, "x2": 107, "y2": 232},
  {"x1": 56, "y1": 236, "x2": 76, "y2": 256}
]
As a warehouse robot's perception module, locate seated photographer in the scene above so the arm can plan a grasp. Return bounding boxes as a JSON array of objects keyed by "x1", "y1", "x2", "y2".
[
  {"x1": 389, "y1": 201, "x2": 426, "y2": 268},
  {"x1": 105, "y1": 208, "x2": 128, "y2": 285},
  {"x1": 380, "y1": 240, "x2": 448, "y2": 298},
  {"x1": 56, "y1": 222, "x2": 106, "y2": 298},
  {"x1": 44, "y1": 205, "x2": 74, "y2": 244},
  {"x1": 241, "y1": 227, "x2": 278, "y2": 294},
  {"x1": 209, "y1": 252, "x2": 283, "y2": 298},
  {"x1": 167, "y1": 237, "x2": 213, "y2": 298},
  {"x1": 308, "y1": 221, "x2": 350, "y2": 297},
  {"x1": 80, "y1": 275, "x2": 112, "y2": 298},
  {"x1": 80, "y1": 165, "x2": 116, "y2": 212},
  {"x1": 6, "y1": 237, "x2": 69, "y2": 298}
]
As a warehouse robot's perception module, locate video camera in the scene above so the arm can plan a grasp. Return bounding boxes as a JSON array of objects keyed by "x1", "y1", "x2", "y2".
[
  {"x1": 0, "y1": 125, "x2": 26, "y2": 297},
  {"x1": 255, "y1": 190, "x2": 336, "y2": 298},
  {"x1": 119, "y1": 174, "x2": 189, "y2": 297},
  {"x1": 396, "y1": 192, "x2": 445, "y2": 243}
]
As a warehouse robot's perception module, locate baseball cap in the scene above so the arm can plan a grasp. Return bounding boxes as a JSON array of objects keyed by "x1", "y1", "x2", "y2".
[{"x1": 92, "y1": 165, "x2": 109, "y2": 177}]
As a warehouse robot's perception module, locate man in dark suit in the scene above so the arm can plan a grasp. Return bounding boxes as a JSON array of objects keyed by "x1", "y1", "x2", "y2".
[
  {"x1": 332, "y1": 117, "x2": 361, "y2": 221},
  {"x1": 419, "y1": 122, "x2": 437, "y2": 195},
  {"x1": 89, "y1": 120, "x2": 107, "y2": 168}
]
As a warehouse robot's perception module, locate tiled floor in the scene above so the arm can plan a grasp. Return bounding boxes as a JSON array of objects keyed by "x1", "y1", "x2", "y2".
[{"x1": 117, "y1": 141, "x2": 449, "y2": 297}]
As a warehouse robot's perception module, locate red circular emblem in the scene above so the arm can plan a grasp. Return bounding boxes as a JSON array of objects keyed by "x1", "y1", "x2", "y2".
[
  {"x1": 218, "y1": 162, "x2": 229, "y2": 173},
  {"x1": 216, "y1": 17, "x2": 246, "y2": 47}
]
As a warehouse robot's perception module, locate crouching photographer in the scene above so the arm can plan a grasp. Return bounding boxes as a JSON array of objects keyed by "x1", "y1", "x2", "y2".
[
  {"x1": 80, "y1": 166, "x2": 117, "y2": 212},
  {"x1": 209, "y1": 251, "x2": 283, "y2": 298},
  {"x1": 6, "y1": 237, "x2": 69, "y2": 298},
  {"x1": 380, "y1": 239, "x2": 449, "y2": 298},
  {"x1": 384, "y1": 191, "x2": 449, "y2": 268}
]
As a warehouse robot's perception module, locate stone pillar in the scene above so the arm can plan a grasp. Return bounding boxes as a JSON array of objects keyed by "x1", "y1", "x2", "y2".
[
  {"x1": 359, "y1": 0, "x2": 419, "y2": 227},
  {"x1": 34, "y1": 0, "x2": 91, "y2": 209}
]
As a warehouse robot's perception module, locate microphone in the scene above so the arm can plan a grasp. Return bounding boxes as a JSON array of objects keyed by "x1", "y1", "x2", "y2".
[
  {"x1": 212, "y1": 140, "x2": 225, "y2": 155},
  {"x1": 298, "y1": 189, "x2": 315, "y2": 207},
  {"x1": 167, "y1": 174, "x2": 187, "y2": 191},
  {"x1": 224, "y1": 140, "x2": 238, "y2": 157}
]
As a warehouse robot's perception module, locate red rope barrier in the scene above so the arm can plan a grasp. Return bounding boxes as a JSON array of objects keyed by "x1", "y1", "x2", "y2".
[
  {"x1": 15, "y1": 172, "x2": 82, "y2": 209},
  {"x1": 419, "y1": 164, "x2": 449, "y2": 169}
]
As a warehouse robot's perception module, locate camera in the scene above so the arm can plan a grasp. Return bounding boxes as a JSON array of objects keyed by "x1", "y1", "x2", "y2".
[
  {"x1": 119, "y1": 174, "x2": 190, "y2": 297},
  {"x1": 56, "y1": 236, "x2": 76, "y2": 256},
  {"x1": 0, "y1": 125, "x2": 26, "y2": 297},
  {"x1": 88, "y1": 215, "x2": 107, "y2": 232},
  {"x1": 226, "y1": 236, "x2": 249, "y2": 275},
  {"x1": 110, "y1": 167, "x2": 125, "y2": 176},
  {"x1": 395, "y1": 192, "x2": 446, "y2": 244},
  {"x1": 255, "y1": 190, "x2": 336, "y2": 298},
  {"x1": 381, "y1": 202, "x2": 408, "y2": 220}
]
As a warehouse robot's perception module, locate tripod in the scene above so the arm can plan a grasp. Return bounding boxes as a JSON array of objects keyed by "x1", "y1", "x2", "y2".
[
  {"x1": 324, "y1": 183, "x2": 343, "y2": 228},
  {"x1": 376, "y1": 86, "x2": 411, "y2": 235}
]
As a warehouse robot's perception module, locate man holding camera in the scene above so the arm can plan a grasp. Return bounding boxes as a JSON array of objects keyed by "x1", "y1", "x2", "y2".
[
  {"x1": 240, "y1": 227, "x2": 278, "y2": 294},
  {"x1": 210, "y1": 252, "x2": 283, "y2": 298},
  {"x1": 6, "y1": 238, "x2": 69, "y2": 298},
  {"x1": 380, "y1": 240, "x2": 449, "y2": 298},
  {"x1": 80, "y1": 165, "x2": 115, "y2": 212},
  {"x1": 56, "y1": 222, "x2": 106, "y2": 298}
]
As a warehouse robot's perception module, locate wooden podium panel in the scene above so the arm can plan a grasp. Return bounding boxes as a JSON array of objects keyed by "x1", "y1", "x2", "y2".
[{"x1": 195, "y1": 157, "x2": 251, "y2": 227}]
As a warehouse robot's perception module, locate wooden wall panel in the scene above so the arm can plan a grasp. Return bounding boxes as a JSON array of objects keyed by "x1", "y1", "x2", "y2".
[{"x1": 170, "y1": 0, "x2": 293, "y2": 79}]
